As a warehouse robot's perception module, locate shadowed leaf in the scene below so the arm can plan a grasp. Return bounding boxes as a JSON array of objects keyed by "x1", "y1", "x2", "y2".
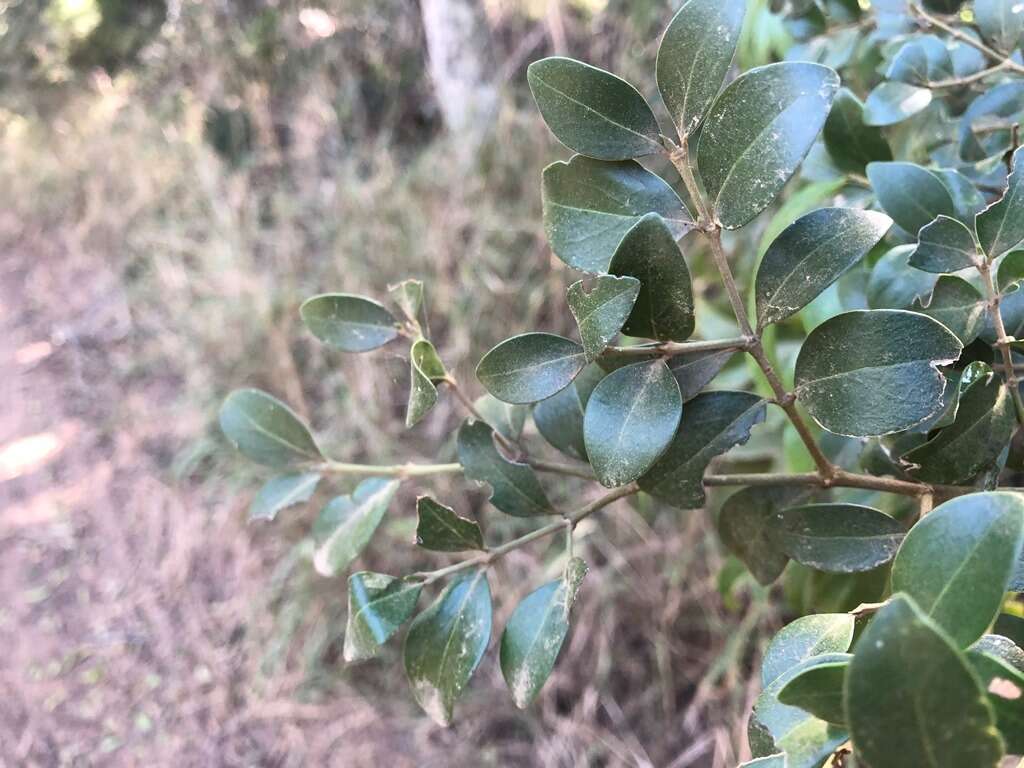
[
  {"x1": 219, "y1": 388, "x2": 322, "y2": 468},
  {"x1": 415, "y1": 496, "x2": 485, "y2": 552},
  {"x1": 312, "y1": 478, "x2": 401, "y2": 577},
  {"x1": 300, "y1": 293, "x2": 399, "y2": 352}
]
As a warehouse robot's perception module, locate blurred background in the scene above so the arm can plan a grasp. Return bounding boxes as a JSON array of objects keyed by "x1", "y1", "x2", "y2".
[{"x1": 0, "y1": 1, "x2": 799, "y2": 765}]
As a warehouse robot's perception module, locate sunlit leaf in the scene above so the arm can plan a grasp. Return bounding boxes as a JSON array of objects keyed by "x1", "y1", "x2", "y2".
[{"x1": 312, "y1": 478, "x2": 401, "y2": 577}]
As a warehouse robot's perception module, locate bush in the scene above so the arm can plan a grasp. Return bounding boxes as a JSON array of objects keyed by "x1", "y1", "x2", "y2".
[{"x1": 221, "y1": 0, "x2": 1024, "y2": 764}]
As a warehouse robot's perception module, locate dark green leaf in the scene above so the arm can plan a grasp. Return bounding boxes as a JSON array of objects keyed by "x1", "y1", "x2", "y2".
[
  {"x1": 867, "y1": 245, "x2": 938, "y2": 310},
  {"x1": 527, "y1": 57, "x2": 661, "y2": 161},
  {"x1": 403, "y1": 570, "x2": 492, "y2": 726},
  {"x1": 891, "y1": 491, "x2": 1024, "y2": 647},
  {"x1": 975, "y1": 0, "x2": 1024, "y2": 57},
  {"x1": 533, "y1": 364, "x2": 604, "y2": 461},
  {"x1": 583, "y1": 359, "x2": 682, "y2": 487},
  {"x1": 697, "y1": 62, "x2": 840, "y2": 228},
  {"x1": 608, "y1": 213, "x2": 695, "y2": 342},
  {"x1": 476, "y1": 333, "x2": 585, "y2": 404},
  {"x1": 959, "y1": 82, "x2": 1024, "y2": 162},
  {"x1": 977, "y1": 147, "x2": 1024, "y2": 260},
  {"x1": 998, "y1": 250, "x2": 1024, "y2": 291},
  {"x1": 909, "y1": 215, "x2": 981, "y2": 273},
  {"x1": 567, "y1": 275, "x2": 641, "y2": 361},
  {"x1": 667, "y1": 347, "x2": 737, "y2": 402},
  {"x1": 219, "y1": 388, "x2": 322, "y2": 468},
  {"x1": 656, "y1": 0, "x2": 746, "y2": 136},
  {"x1": 344, "y1": 572, "x2": 422, "y2": 662},
  {"x1": 968, "y1": 639, "x2": 1024, "y2": 754},
  {"x1": 300, "y1": 293, "x2": 399, "y2": 352},
  {"x1": 415, "y1": 496, "x2": 485, "y2": 552},
  {"x1": 500, "y1": 558, "x2": 587, "y2": 708},
  {"x1": 754, "y1": 207, "x2": 892, "y2": 328},
  {"x1": 249, "y1": 472, "x2": 320, "y2": 522},
  {"x1": 867, "y1": 162, "x2": 956, "y2": 236},
  {"x1": 542, "y1": 155, "x2": 691, "y2": 273},
  {"x1": 777, "y1": 653, "x2": 851, "y2": 725},
  {"x1": 936, "y1": 169, "x2": 987, "y2": 225},
  {"x1": 406, "y1": 339, "x2": 447, "y2": 428},
  {"x1": 794, "y1": 309, "x2": 963, "y2": 436},
  {"x1": 903, "y1": 374, "x2": 1016, "y2": 484},
  {"x1": 913, "y1": 276, "x2": 987, "y2": 345},
  {"x1": 845, "y1": 594, "x2": 1004, "y2": 768},
  {"x1": 763, "y1": 613, "x2": 855, "y2": 687},
  {"x1": 457, "y1": 420, "x2": 554, "y2": 517},
  {"x1": 472, "y1": 394, "x2": 528, "y2": 442},
  {"x1": 774, "y1": 503, "x2": 904, "y2": 574},
  {"x1": 312, "y1": 478, "x2": 401, "y2": 577},
  {"x1": 887, "y1": 35, "x2": 953, "y2": 85},
  {"x1": 863, "y1": 82, "x2": 933, "y2": 127},
  {"x1": 823, "y1": 88, "x2": 893, "y2": 175},
  {"x1": 639, "y1": 391, "x2": 766, "y2": 508},
  {"x1": 718, "y1": 486, "x2": 811, "y2": 586}
]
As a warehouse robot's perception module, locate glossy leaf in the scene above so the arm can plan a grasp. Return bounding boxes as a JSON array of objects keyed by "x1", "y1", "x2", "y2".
[
  {"x1": 567, "y1": 275, "x2": 640, "y2": 361},
  {"x1": 959, "y1": 82, "x2": 1024, "y2": 162},
  {"x1": 977, "y1": 147, "x2": 1024, "y2": 260},
  {"x1": 415, "y1": 496, "x2": 485, "y2": 552},
  {"x1": 406, "y1": 339, "x2": 447, "y2": 428},
  {"x1": 903, "y1": 373, "x2": 1016, "y2": 484},
  {"x1": 500, "y1": 558, "x2": 587, "y2": 708},
  {"x1": 863, "y1": 81, "x2": 933, "y2": 127},
  {"x1": 913, "y1": 276, "x2": 986, "y2": 345},
  {"x1": 472, "y1": 394, "x2": 528, "y2": 442},
  {"x1": 476, "y1": 333, "x2": 585, "y2": 404},
  {"x1": 528, "y1": 57, "x2": 661, "y2": 161},
  {"x1": 608, "y1": 213, "x2": 695, "y2": 342},
  {"x1": 718, "y1": 486, "x2": 810, "y2": 586},
  {"x1": 909, "y1": 215, "x2": 980, "y2": 273},
  {"x1": 867, "y1": 162, "x2": 956, "y2": 236},
  {"x1": 891, "y1": 492, "x2": 1024, "y2": 647},
  {"x1": 219, "y1": 388, "x2": 322, "y2": 468},
  {"x1": 583, "y1": 359, "x2": 682, "y2": 487},
  {"x1": 667, "y1": 348, "x2": 736, "y2": 402},
  {"x1": 403, "y1": 570, "x2": 492, "y2": 726},
  {"x1": 794, "y1": 310, "x2": 963, "y2": 437},
  {"x1": 774, "y1": 503, "x2": 903, "y2": 574},
  {"x1": 300, "y1": 293, "x2": 399, "y2": 352},
  {"x1": 698, "y1": 62, "x2": 839, "y2": 229},
  {"x1": 975, "y1": 0, "x2": 1024, "y2": 56},
  {"x1": 249, "y1": 472, "x2": 320, "y2": 522},
  {"x1": 754, "y1": 207, "x2": 892, "y2": 328},
  {"x1": 777, "y1": 653, "x2": 851, "y2": 725},
  {"x1": 312, "y1": 478, "x2": 401, "y2": 577},
  {"x1": 887, "y1": 35, "x2": 953, "y2": 85},
  {"x1": 823, "y1": 88, "x2": 893, "y2": 174},
  {"x1": 845, "y1": 594, "x2": 1004, "y2": 768},
  {"x1": 533, "y1": 364, "x2": 604, "y2": 461},
  {"x1": 457, "y1": 420, "x2": 554, "y2": 517},
  {"x1": 968, "y1": 636, "x2": 1024, "y2": 753},
  {"x1": 762, "y1": 613, "x2": 855, "y2": 687},
  {"x1": 541, "y1": 155, "x2": 691, "y2": 273},
  {"x1": 344, "y1": 572, "x2": 422, "y2": 662},
  {"x1": 638, "y1": 391, "x2": 766, "y2": 508},
  {"x1": 656, "y1": 0, "x2": 746, "y2": 136}
]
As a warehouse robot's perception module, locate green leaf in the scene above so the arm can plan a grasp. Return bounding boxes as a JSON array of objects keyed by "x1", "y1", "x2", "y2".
[
  {"x1": 903, "y1": 373, "x2": 1016, "y2": 484},
  {"x1": 457, "y1": 420, "x2": 554, "y2": 517},
  {"x1": 867, "y1": 245, "x2": 938, "y2": 310},
  {"x1": 892, "y1": 492, "x2": 1024, "y2": 647},
  {"x1": 975, "y1": 0, "x2": 1024, "y2": 58},
  {"x1": 936, "y1": 169, "x2": 986, "y2": 225},
  {"x1": 656, "y1": 0, "x2": 746, "y2": 136},
  {"x1": 567, "y1": 275, "x2": 641, "y2": 361},
  {"x1": 406, "y1": 339, "x2": 447, "y2": 428},
  {"x1": 299, "y1": 293, "x2": 399, "y2": 352},
  {"x1": 527, "y1": 57, "x2": 661, "y2": 161},
  {"x1": 472, "y1": 394, "x2": 528, "y2": 442},
  {"x1": 909, "y1": 215, "x2": 981, "y2": 273},
  {"x1": 823, "y1": 88, "x2": 893, "y2": 175},
  {"x1": 532, "y1": 364, "x2": 604, "y2": 461},
  {"x1": 638, "y1": 391, "x2": 766, "y2": 508},
  {"x1": 608, "y1": 213, "x2": 696, "y2": 341},
  {"x1": 249, "y1": 472, "x2": 320, "y2": 521},
  {"x1": 968, "y1": 635, "x2": 1024, "y2": 753},
  {"x1": 774, "y1": 503, "x2": 904, "y2": 574},
  {"x1": 754, "y1": 207, "x2": 892, "y2": 328},
  {"x1": 403, "y1": 570, "x2": 492, "y2": 726},
  {"x1": 583, "y1": 359, "x2": 682, "y2": 487},
  {"x1": 777, "y1": 653, "x2": 851, "y2": 725},
  {"x1": 867, "y1": 162, "x2": 956, "y2": 236},
  {"x1": 794, "y1": 309, "x2": 963, "y2": 437},
  {"x1": 667, "y1": 348, "x2": 737, "y2": 402},
  {"x1": 476, "y1": 333, "x2": 585, "y2": 404},
  {"x1": 999, "y1": 250, "x2": 1024, "y2": 291},
  {"x1": 740, "y1": 757, "x2": 785, "y2": 768},
  {"x1": 415, "y1": 497, "x2": 485, "y2": 553},
  {"x1": 977, "y1": 146, "x2": 1024, "y2": 260},
  {"x1": 845, "y1": 594, "x2": 1004, "y2": 768},
  {"x1": 863, "y1": 82, "x2": 933, "y2": 127},
  {"x1": 718, "y1": 486, "x2": 811, "y2": 586},
  {"x1": 344, "y1": 572, "x2": 423, "y2": 662},
  {"x1": 887, "y1": 35, "x2": 953, "y2": 85},
  {"x1": 913, "y1": 276, "x2": 987, "y2": 345},
  {"x1": 312, "y1": 478, "x2": 401, "y2": 577},
  {"x1": 762, "y1": 613, "x2": 855, "y2": 687},
  {"x1": 500, "y1": 557, "x2": 587, "y2": 708},
  {"x1": 542, "y1": 155, "x2": 691, "y2": 273},
  {"x1": 697, "y1": 62, "x2": 840, "y2": 229},
  {"x1": 219, "y1": 388, "x2": 322, "y2": 468},
  {"x1": 388, "y1": 278, "x2": 426, "y2": 329}
]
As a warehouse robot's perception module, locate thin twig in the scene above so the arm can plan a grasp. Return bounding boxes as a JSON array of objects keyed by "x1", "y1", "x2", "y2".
[
  {"x1": 605, "y1": 336, "x2": 752, "y2": 357},
  {"x1": 978, "y1": 260, "x2": 1024, "y2": 424},
  {"x1": 911, "y1": 4, "x2": 1024, "y2": 75},
  {"x1": 928, "y1": 59, "x2": 1011, "y2": 88},
  {"x1": 315, "y1": 460, "x2": 463, "y2": 477}
]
